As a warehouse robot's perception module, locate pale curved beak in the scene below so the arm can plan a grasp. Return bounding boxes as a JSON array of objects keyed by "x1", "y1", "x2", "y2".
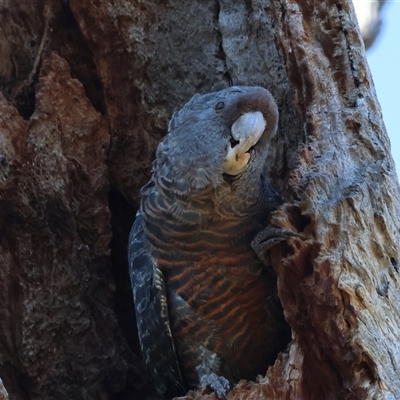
[{"x1": 222, "y1": 111, "x2": 266, "y2": 175}]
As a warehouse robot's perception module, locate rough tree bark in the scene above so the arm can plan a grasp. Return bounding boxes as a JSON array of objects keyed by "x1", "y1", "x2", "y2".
[{"x1": 0, "y1": 1, "x2": 399, "y2": 399}]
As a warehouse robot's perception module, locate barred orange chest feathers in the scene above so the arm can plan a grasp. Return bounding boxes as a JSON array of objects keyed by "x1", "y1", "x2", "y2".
[{"x1": 128, "y1": 86, "x2": 291, "y2": 399}]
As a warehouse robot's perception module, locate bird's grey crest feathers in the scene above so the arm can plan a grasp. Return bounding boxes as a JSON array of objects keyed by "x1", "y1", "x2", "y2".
[{"x1": 154, "y1": 86, "x2": 278, "y2": 194}]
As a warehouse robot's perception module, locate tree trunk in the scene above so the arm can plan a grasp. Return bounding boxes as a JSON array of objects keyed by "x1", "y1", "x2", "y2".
[{"x1": 0, "y1": 1, "x2": 399, "y2": 399}]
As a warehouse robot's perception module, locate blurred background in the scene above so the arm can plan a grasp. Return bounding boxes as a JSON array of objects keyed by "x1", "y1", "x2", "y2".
[{"x1": 354, "y1": 0, "x2": 400, "y2": 173}]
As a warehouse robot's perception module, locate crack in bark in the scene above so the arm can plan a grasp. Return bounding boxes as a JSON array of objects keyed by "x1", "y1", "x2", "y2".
[
  {"x1": 215, "y1": 0, "x2": 233, "y2": 86},
  {"x1": 10, "y1": 2, "x2": 55, "y2": 119},
  {"x1": 336, "y1": 2, "x2": 361, "y2": 93}
]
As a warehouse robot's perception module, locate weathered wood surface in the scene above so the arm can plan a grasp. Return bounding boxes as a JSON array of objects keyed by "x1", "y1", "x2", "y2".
[{"x1": 0, "y1": 1, "x2": 399, "y2": 399}]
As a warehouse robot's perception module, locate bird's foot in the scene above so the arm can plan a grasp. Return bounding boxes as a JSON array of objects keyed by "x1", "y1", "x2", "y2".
[
  {"x1": 200, "y1": 373, "x2": 230, "y2": 399},
  {"x1": 252, "y1": 226, "x2": 304, "y2": 266}
]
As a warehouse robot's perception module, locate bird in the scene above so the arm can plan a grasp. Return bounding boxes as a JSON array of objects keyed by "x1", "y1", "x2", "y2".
[{"x1": 128, "y1": 86, "x2": 293, "y2": 399}]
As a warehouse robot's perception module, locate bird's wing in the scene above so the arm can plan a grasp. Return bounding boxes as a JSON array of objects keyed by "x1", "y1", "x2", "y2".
[
  {"x1": 128, "y1": 212, "x2": 185, "y2": 398},
  {"x1": 260, "y1": 176, "x2": 285, "y2": 211}
]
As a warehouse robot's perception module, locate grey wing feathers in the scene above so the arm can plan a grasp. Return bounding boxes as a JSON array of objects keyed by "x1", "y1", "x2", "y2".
[
  {"x1": 128, "y1": 212, "x2": 185, "y2": 398},
  {"x1": 261, "y1": 177, "x2": 284, "y2": 211}
]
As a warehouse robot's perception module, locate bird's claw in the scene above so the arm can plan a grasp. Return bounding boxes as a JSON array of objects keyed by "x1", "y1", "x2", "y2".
[
  {"x1": 201, "y1": 373, "x2": 230, "y2": 399},
  {"x1": 252, "y1": 227, "x2": 304, "y2": 265}
]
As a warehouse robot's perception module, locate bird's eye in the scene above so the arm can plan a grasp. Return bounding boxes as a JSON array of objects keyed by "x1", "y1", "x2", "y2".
[{"x1": 215, "y1": 102, "x2": 225, "y2": 113}]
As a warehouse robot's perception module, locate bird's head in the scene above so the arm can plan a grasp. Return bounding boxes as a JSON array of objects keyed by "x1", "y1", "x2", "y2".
[{"x1": 154, "y1": 86, "x2": 279, "y2": 194}]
